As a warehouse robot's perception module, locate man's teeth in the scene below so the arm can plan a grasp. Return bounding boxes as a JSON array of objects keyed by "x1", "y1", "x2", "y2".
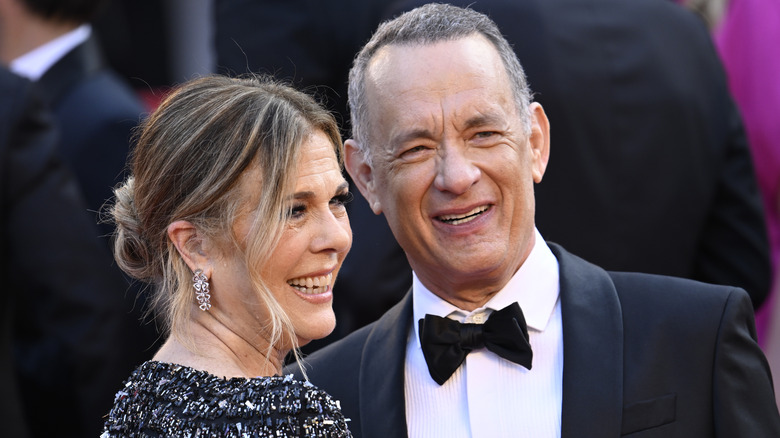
[
  {"x1": 438, "y1": 205, "x2": 489, "y2": 225},
  {"x1": 287, "y1": 273, "x2": 333, "y2": 294}
]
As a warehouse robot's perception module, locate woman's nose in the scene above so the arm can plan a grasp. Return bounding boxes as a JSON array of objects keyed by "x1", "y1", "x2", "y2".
[{"x1": 313, "y1": 208, "x2": 352, "y2": 255}]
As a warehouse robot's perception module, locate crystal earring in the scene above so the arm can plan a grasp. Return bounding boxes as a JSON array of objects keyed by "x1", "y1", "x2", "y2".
[{"x1": 193, "y1": 269, "x2": 211, "y2": 311}]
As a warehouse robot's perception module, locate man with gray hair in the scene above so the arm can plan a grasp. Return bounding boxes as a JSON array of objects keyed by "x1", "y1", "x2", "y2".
[{"x1": 292, "y1": 4, "x2": 780, "y2": 437}]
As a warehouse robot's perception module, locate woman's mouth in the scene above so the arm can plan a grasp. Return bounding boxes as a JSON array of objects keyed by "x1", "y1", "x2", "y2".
[{"x1": 287, "y1": 273, "x2": 333, "y2": 294}]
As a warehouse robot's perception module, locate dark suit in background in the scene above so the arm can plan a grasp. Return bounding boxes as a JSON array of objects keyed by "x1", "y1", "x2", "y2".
[
  {"x1": 36, "y1": 33, "x2": 148, "y2": 240},
  {"x1": 1, "y1": 0, "x2": 160, "y2": 430},
  {"x1": 18, "y1": 32, "x2": 160, "y2": 436},
  {"x1": 382, "y1": 0, "x2": 771, "y2": 308},
  {"x1": 0, "y1": 67, "x2": 135, "y2": 437}
]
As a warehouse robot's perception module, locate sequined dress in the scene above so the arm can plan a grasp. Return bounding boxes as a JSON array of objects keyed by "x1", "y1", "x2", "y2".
[{"x1": 101, "y1": 360, "x2": 352, "y2": 437}]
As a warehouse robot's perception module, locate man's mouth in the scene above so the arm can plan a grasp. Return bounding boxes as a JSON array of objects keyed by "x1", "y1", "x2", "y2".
[
  {"x1": 287, "y1": 273, "x2": 333, "y2": 294},
  {"x1": 437, "y1": 205, "x2": 490, "y2": 225}
]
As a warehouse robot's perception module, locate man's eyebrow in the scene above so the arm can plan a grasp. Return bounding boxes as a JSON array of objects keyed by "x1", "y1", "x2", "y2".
[
  {"x1": 391, "y1": 128, "x2": 436, "y2": 145},
  {"x1": 463, "y1": 113, "x2": 502, "y2": 130},
  {"x1": 391, "y1": 114, "x2": 502, "y2": 145}
]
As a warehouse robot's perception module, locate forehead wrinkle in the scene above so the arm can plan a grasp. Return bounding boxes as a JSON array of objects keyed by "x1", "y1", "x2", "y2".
[
  {"x1": 391, "y1": 127, "x2": 436, "y2": 146},
  {"x1": 462, "y1": 109, "x2": 506, "y2": 131},
  {"x1": 383, "y1": 103, "x2": 443, "y2": 152},
  {"x1": 296, "y1": 153, "x2": 337, "y2": 176},
  {"x1": 307, "y1": 154, "x2": 337, "y2": 167}
]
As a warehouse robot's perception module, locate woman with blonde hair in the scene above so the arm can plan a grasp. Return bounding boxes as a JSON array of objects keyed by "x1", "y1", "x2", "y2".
[{"x1": 101, "y1": 74, "x2": 353, "y2": 437}]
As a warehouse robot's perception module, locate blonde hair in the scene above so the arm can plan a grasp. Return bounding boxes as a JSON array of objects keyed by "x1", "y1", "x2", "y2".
[{"x1": 110, "y1": 74, "x2": 342, "y2": 366}]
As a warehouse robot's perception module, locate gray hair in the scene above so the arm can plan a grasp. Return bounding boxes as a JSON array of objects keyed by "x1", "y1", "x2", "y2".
[{"x1": 347, "y1": 3, "x2": 534, "y2": 161}]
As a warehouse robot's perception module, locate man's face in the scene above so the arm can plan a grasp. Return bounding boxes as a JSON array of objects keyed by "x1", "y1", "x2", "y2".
[{"x1": 346, "y1": 34, "x2": 549, "y2": 309}]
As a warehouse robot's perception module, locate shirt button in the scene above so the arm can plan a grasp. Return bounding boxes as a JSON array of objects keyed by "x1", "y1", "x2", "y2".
[{"x1": 471, "y1": 313, "x2": 485, "y2": 324}]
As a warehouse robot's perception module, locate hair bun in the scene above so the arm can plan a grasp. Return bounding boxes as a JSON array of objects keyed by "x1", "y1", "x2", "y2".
[{"x1": 111, "y1": 177, "x2": 159, "y2": 283}]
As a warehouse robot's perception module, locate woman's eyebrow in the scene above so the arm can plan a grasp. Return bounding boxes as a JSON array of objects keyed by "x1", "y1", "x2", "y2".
[{"x1": 290, "y1": 181, "x2": 349, "y2": 200}]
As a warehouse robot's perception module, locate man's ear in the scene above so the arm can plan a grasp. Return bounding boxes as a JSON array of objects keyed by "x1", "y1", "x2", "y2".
[
  {"x1": 528, "y1": 102, "x2": 551, "y2": 184},
  {"x1": 344, "y1": 139, "x2": 382, "y2": 214},
  {"x1": 168, "y1": 220, "x2": 211, "y2": 276}
]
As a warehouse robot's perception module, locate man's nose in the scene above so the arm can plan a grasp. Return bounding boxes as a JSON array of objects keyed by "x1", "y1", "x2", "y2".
[{"x1": 433, "y1": 145, "x2": 481, "y2": 195}]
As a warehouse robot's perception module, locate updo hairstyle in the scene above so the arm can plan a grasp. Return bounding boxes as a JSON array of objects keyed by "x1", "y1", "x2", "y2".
[{"x1": 110, "y1": 74, "x2": 342, "y2": 350}]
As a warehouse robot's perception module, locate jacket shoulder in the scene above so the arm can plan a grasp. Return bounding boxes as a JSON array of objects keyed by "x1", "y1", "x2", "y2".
[
  {"x1": 303, "y1": 322, "x2": 375, "y2": 375},
  {"x1": 608, "y1": 270, "x2": 749, "y2": 321}
]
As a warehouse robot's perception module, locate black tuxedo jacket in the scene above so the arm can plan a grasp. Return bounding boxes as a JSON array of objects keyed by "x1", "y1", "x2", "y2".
[{"x1": 293, "y1": 244, "x2": 780, "y2": 437}]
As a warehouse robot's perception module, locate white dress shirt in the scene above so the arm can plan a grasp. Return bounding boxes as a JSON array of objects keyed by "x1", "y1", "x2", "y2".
[
  {"x1": 10, "y1": 24, "x2": 91, "y2": 81},
  {"x1": 405, "y1": 228, "x2": 563, "y2": 438}
]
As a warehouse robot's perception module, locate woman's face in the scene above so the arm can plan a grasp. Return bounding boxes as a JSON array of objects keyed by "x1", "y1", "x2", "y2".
[{"x1": 216, "y1": 129, "x2": 352, "y2": 348}]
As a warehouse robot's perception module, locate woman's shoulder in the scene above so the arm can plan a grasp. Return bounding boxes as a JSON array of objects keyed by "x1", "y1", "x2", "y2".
[{"x1": 102, "y1": 360, "x2": 352, "y2": 437}]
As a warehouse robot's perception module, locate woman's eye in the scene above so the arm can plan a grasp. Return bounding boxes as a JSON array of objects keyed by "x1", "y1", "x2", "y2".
[
  {"x1": 286, "y1": 204, "x2": 306, "y2": 219},
  {"x1": 331, "y1": 192, "x2": 354, "y2": 208}
]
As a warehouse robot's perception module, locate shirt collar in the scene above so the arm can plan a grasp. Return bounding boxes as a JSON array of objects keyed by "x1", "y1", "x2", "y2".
[
  {"x1": 412, "y1": 228, "x2": 560, "y2": 347},
  {"x1": 10, "y1": 24, "x2": 91, "y2": 81}
]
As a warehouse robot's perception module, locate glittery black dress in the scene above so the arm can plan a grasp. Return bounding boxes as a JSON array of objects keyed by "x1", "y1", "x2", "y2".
[{"x1": 101, "y1": 361, "x2": 352, "y2": 437}]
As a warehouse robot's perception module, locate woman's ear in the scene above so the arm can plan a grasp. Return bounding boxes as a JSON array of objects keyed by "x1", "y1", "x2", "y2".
[{"x1": 168, "y1": 220, "x2": 211, "y2": 276}]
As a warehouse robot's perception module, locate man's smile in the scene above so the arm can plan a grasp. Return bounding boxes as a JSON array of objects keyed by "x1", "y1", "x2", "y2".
[{"x1": 436, "y1": 205, "x2": 491, "y2": 225}]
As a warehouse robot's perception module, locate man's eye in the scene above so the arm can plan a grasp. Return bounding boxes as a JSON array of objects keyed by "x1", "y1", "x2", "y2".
[
  {"x1": 402, "y1": 145, "x2": 429, "y2": 156},
  {"x1": 475, "y1": 131, "x2": 497, "y2": 139}
]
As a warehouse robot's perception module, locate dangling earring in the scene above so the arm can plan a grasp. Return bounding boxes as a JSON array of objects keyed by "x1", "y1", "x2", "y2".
[{"x1": 193, "y1": 269, "x2": 211, "y2": 311}]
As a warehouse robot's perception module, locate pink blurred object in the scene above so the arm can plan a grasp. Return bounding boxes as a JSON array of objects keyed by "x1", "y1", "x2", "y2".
[{"x1": 714, "y1": 0, "x2": 780, "y2": 344}]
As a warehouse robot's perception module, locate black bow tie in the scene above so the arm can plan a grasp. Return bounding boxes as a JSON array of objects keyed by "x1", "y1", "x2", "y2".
[{"x1": 418, "y1": 302, "x2": 533, "y2": 385}]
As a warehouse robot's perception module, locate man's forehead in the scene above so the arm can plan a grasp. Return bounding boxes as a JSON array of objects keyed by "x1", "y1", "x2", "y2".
[
  {"x1": 364, "y1": 57, "x2": 513, "y2": 121},
  {"x1": 366, "y1": 34, "x2": 502, "y2": 86}
]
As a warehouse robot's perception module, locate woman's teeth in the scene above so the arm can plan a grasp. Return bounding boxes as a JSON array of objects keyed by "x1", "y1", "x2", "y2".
[
  {"x1": 438, "y1": 205, "x2": 489, "y2": 225},
  {"x1": 287, "y1": 273, "x2": 333, "y2": 294}
]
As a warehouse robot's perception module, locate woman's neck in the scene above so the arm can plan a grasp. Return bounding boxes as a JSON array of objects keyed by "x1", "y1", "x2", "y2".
[{"x1": 153, "y1": 308, "x2": 289, "y2": 379}]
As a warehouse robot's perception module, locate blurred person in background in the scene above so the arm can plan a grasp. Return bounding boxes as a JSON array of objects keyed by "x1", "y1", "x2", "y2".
[
  {"x1": 0, "y1": 65, "x2": 136, "y2": 437},
  {"x1": 0, "y1": 0, "x2": 159, "y2": 434}
]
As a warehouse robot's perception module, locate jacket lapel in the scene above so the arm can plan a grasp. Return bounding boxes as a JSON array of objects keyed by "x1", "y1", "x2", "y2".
[
  {"x1": 354, "y1": 245, "x2": 624, "y2": 437},
  {"x1": 550, "y1": 243, "x2": 624, "y2": 437},
  {"x1": 359, "y1": 291, "x2": 413, "y2": 438}
]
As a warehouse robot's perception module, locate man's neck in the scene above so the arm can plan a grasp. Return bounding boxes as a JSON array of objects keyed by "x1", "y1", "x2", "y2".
[
  {"x1": 422, "y1": 281, "x2": 504, "y2": 311},
  {"x1": 412, "y1": 237, "x2": 536, "y2": 311},
  {"x1": 0, "y1": 11, "x2": 78, "y2": 64}
]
